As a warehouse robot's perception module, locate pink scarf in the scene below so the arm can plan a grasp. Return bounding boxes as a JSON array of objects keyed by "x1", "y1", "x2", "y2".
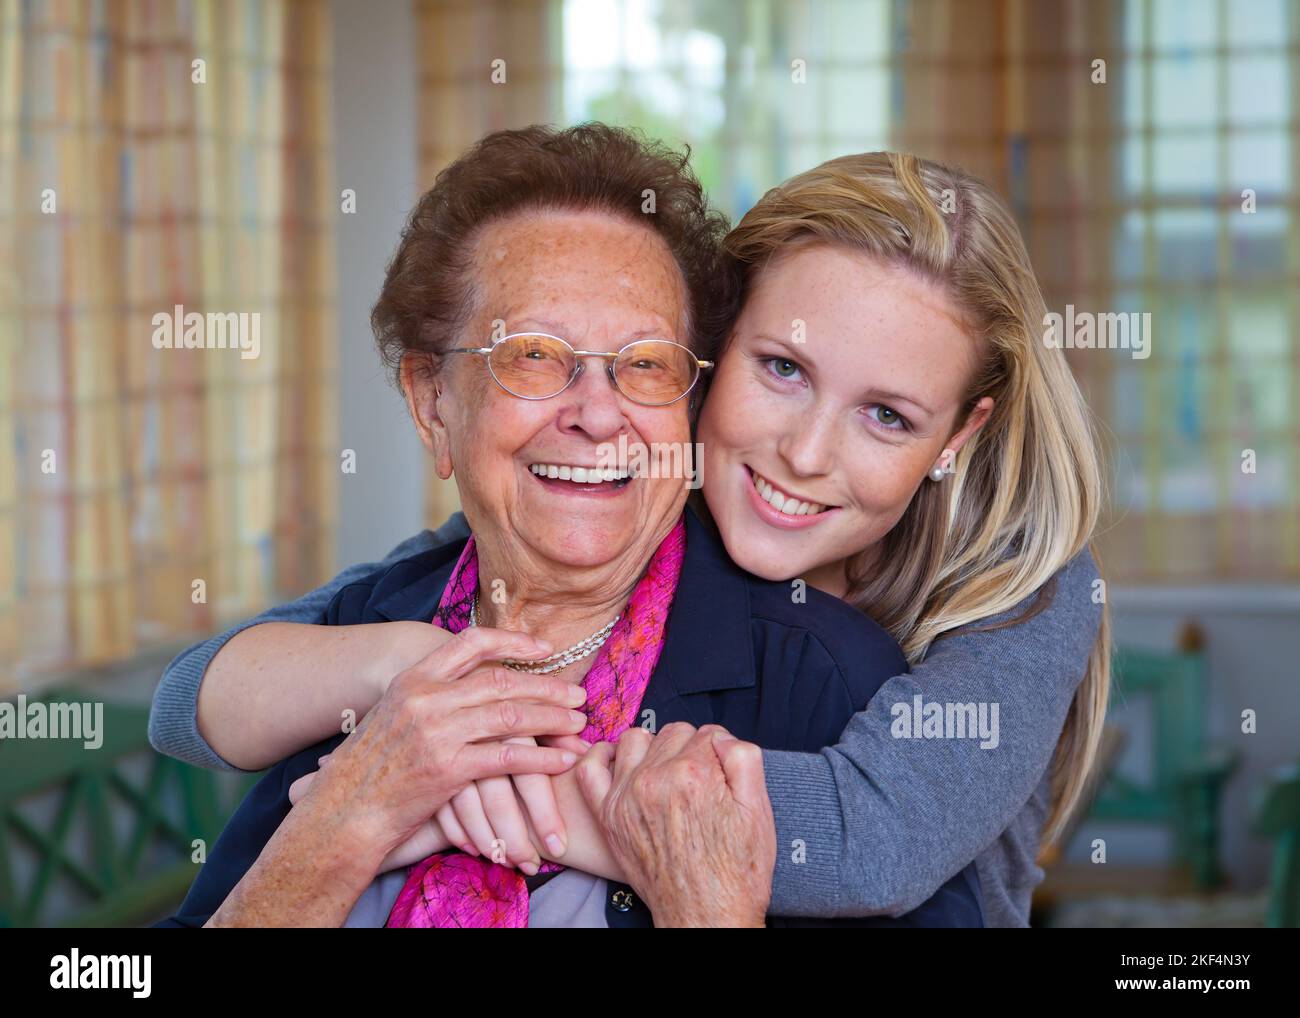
[{"x1": 385, "y1": 517, "x2": 686, "y2": 928}]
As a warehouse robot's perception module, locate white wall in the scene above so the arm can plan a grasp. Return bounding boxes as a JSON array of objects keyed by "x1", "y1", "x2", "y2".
[{"x1": 331, "y1": 0, "x2": 429, "y2": 567}]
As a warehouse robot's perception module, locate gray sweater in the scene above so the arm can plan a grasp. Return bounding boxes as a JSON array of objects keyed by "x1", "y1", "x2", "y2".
[{"x1": 148, "y1": 513, "x2": 1101, "y2": 927}]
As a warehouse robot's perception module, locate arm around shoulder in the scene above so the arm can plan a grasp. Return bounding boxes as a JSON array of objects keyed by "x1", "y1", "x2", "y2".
[
  {"x1": 147, "y1": 521, "x2": 465, "y2": 770},
  {"x1": 763, "y1": 547, "x2": 1103, "y2": 917}
]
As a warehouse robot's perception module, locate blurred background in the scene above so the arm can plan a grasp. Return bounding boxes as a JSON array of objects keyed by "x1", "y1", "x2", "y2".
[{"x1": 0, "y1": 0, "x2": 1297, "y2": 927}]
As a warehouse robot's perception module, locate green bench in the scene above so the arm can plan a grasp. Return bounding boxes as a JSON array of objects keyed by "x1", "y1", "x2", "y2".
[
  {"x1": 0, "y1": 690, "x2": 259, "y2": 928},
  {"x1": 1254, "y1": 762, "x2": 1300, "y2": 928},
  {"x1": 1089, "y1": 624, "x2": 1238, "y2": 889}
]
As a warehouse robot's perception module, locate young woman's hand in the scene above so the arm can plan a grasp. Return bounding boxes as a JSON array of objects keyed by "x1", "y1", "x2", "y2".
[{"x1": 436, "y1": 734, "x2": 592, "y2": 872}]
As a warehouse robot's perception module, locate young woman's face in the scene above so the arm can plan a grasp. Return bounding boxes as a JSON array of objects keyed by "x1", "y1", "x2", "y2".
[{"x1": 699, "y1": 243, "x2": 991, "y2": 595}]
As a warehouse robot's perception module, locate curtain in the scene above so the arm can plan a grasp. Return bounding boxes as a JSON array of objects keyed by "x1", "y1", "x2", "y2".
[{"x1": 0, "y1": 0, "x2": 338, "y2": 693}]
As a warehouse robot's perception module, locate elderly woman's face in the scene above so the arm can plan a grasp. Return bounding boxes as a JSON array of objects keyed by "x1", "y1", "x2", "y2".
[{"x1": 411, "y1": 210, "x2": 693, "y2": 579}]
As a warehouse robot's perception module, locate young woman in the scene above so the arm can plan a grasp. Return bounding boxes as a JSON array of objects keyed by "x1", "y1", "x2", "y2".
[{"x1": 150, "y1": 147, "x2": 1109, "y2": 927}]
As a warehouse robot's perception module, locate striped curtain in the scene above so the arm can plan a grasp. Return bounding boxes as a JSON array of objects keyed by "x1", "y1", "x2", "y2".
[{"x1": 0, "y1": 0, "x2": 337, "y2": 693}]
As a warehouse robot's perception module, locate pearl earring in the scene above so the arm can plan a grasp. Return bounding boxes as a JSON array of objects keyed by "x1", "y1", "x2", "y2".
[{"x1": 929, "y1": 448, "x2": 955, "y2": 482}]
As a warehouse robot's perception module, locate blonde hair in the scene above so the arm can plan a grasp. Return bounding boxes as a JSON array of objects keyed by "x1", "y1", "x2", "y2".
[{"x1": 724, "y1": 152, "x2": 1110, "y2": 845}]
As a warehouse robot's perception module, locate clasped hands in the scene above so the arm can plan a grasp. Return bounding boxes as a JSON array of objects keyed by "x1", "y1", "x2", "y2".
[{"x1": 288, "y1": 626, "x2": 776, "y2": 927}]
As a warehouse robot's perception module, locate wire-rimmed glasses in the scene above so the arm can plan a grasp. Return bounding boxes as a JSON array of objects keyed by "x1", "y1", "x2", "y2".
[{"x1": 447, "y1": 332, "x2": 713, "y2": 407}]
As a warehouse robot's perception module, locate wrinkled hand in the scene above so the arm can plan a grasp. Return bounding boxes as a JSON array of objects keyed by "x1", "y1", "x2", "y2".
[
  {"x1": 290, "y1": 753, "x2": 445, "y2": 872},
  {"x1": 295, "y1": 627, "x2": 589, "y2": 861},
  {"x1": 575, "y1": 722, "x2": 775, "y2": 927},
  {"x1": 290, "y1": 738, "x2": 593, "y2": 874},
  {"x1": 206, "y1": 628, "x2": 590, "y2": 927}
]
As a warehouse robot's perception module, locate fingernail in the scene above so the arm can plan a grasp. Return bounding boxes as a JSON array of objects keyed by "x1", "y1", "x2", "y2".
[
  {"x1": 569, "y1": 710, "x2": 587, "y2": 725},
  {"x1": 521, "y1": 861, "x2": 540, "y2": 876},
  {"x1": 561, "y1": 752, "x2": 578, "y2": 766},
  {"x1": 567, "y1": 686, "x2": 587, "y2": 705},
  {"x1": 579, "y1": 738, "x2": 592, "y2": 749},
  {"x1": 545, "y1": 834, "x2": 566, "y2": 856},
  {"x1": 459, "y1": 843, "x2": 477, "y2": 856}
]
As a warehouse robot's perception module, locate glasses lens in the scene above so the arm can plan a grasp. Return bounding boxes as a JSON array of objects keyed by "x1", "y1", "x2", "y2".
[
  {"x1": 487, "y1": 334, "x2": 574, "y2": 398},
  {"x1": 614, "y1": 341, "x2": 698, "y2": 405}
]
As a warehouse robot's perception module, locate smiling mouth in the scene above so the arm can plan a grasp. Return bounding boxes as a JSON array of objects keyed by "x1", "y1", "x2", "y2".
[
  {"x1": 748, "y1": 467, "x2": 834, "y2": 516},
  {"x1": 529, "y1": 462, "x2": 633, "y2": 490}
]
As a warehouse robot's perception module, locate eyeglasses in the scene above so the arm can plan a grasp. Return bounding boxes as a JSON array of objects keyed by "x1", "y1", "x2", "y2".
[{"x1": 447, "y1": 333, "x2": 713, "y2": 407}]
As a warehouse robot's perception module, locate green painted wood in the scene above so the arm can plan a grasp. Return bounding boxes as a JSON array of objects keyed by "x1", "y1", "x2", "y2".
[
  {"x1": 55, "y1": 863, "x2": 199, "y2": 929},
  {"x1": 1090, "y1": 634, "x2": 1238, "y2": 889},
  {"x1": 1252, "y1": 764, "x2": 1300, "y2": 928},
  {"x1": 0, "y1": 689, "x2": 262, "y2": 928}
]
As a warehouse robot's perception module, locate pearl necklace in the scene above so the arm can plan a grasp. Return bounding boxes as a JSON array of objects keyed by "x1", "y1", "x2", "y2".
[{"x1": 470, "y1": 590, "x2": 620, "y2": 675}]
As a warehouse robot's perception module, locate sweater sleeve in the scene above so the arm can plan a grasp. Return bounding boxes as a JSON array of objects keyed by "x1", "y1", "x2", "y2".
[
  {"x1": 762, "y1": 548, "x2": 1103, "y2": 918},
  {"x1": 147, "y1": 513, "x2": 472, "y2": 772}
]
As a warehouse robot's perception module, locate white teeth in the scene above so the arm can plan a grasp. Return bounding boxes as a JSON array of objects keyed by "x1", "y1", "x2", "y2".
[
  {"x1": 529, "y1": 463, "x2": 631, "y2": 485},
  {"x1": 751, "y1": 471, "x2": 828, "y2": 516}
]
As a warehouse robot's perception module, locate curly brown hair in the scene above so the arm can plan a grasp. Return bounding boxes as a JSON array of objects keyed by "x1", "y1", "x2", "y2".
[{"x1": 370, "y1": 122, "x2": 738, "y2": 394}]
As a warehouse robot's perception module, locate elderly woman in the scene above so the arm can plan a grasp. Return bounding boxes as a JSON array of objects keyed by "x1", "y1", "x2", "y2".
[{"x1": 162, "y1": 125, "x2": 980, "y2": 928}]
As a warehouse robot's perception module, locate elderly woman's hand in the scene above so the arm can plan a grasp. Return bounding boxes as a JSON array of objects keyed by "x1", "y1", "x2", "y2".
[
  {"x1": 207, "y1": 629, "x2": 591, "y2": 926},
  {"x1": 290, "y1": 733, "x2": 594, "y2": 874},
  {"x1": 315, "y1": 628, "x2": 590, "y2": 839},
  {"x1": 575, "y1": 723, "x2": 776, "y2": 928},
  {"x1": 289, "y1": 753, "x2": 449, "y2": 872}
]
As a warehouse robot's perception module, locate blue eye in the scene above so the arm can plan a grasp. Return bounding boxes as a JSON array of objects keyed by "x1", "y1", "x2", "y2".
[
  {"x1": 764, "y1": 357, "x2": 801, "y2": 381},
  {"x1": 866, "y1": 405, "x2": 909, "y2": 431}
]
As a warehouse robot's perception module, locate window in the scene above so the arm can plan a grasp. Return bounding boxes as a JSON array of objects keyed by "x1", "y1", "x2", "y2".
[
  {"x1": 559, "y1": 0, "x2": 892, "y2": 219},
  {"x1": 1103, "y1": 0, "x2": 1295, "y2": 578}
]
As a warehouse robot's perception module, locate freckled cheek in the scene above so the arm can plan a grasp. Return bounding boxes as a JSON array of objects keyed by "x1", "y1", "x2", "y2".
[
  {"x1": 702, "y1": 363, "x2": 791, "y2": 456},
  {"x1": 847, "y1": 454, "x2": 931, "y2": 522},
  {"x1": 633, "y1": 409, "x2": 693, "y2": 512},
  {"x1": 631, "y1": 404, "x2": 691, "y2": 450}
]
